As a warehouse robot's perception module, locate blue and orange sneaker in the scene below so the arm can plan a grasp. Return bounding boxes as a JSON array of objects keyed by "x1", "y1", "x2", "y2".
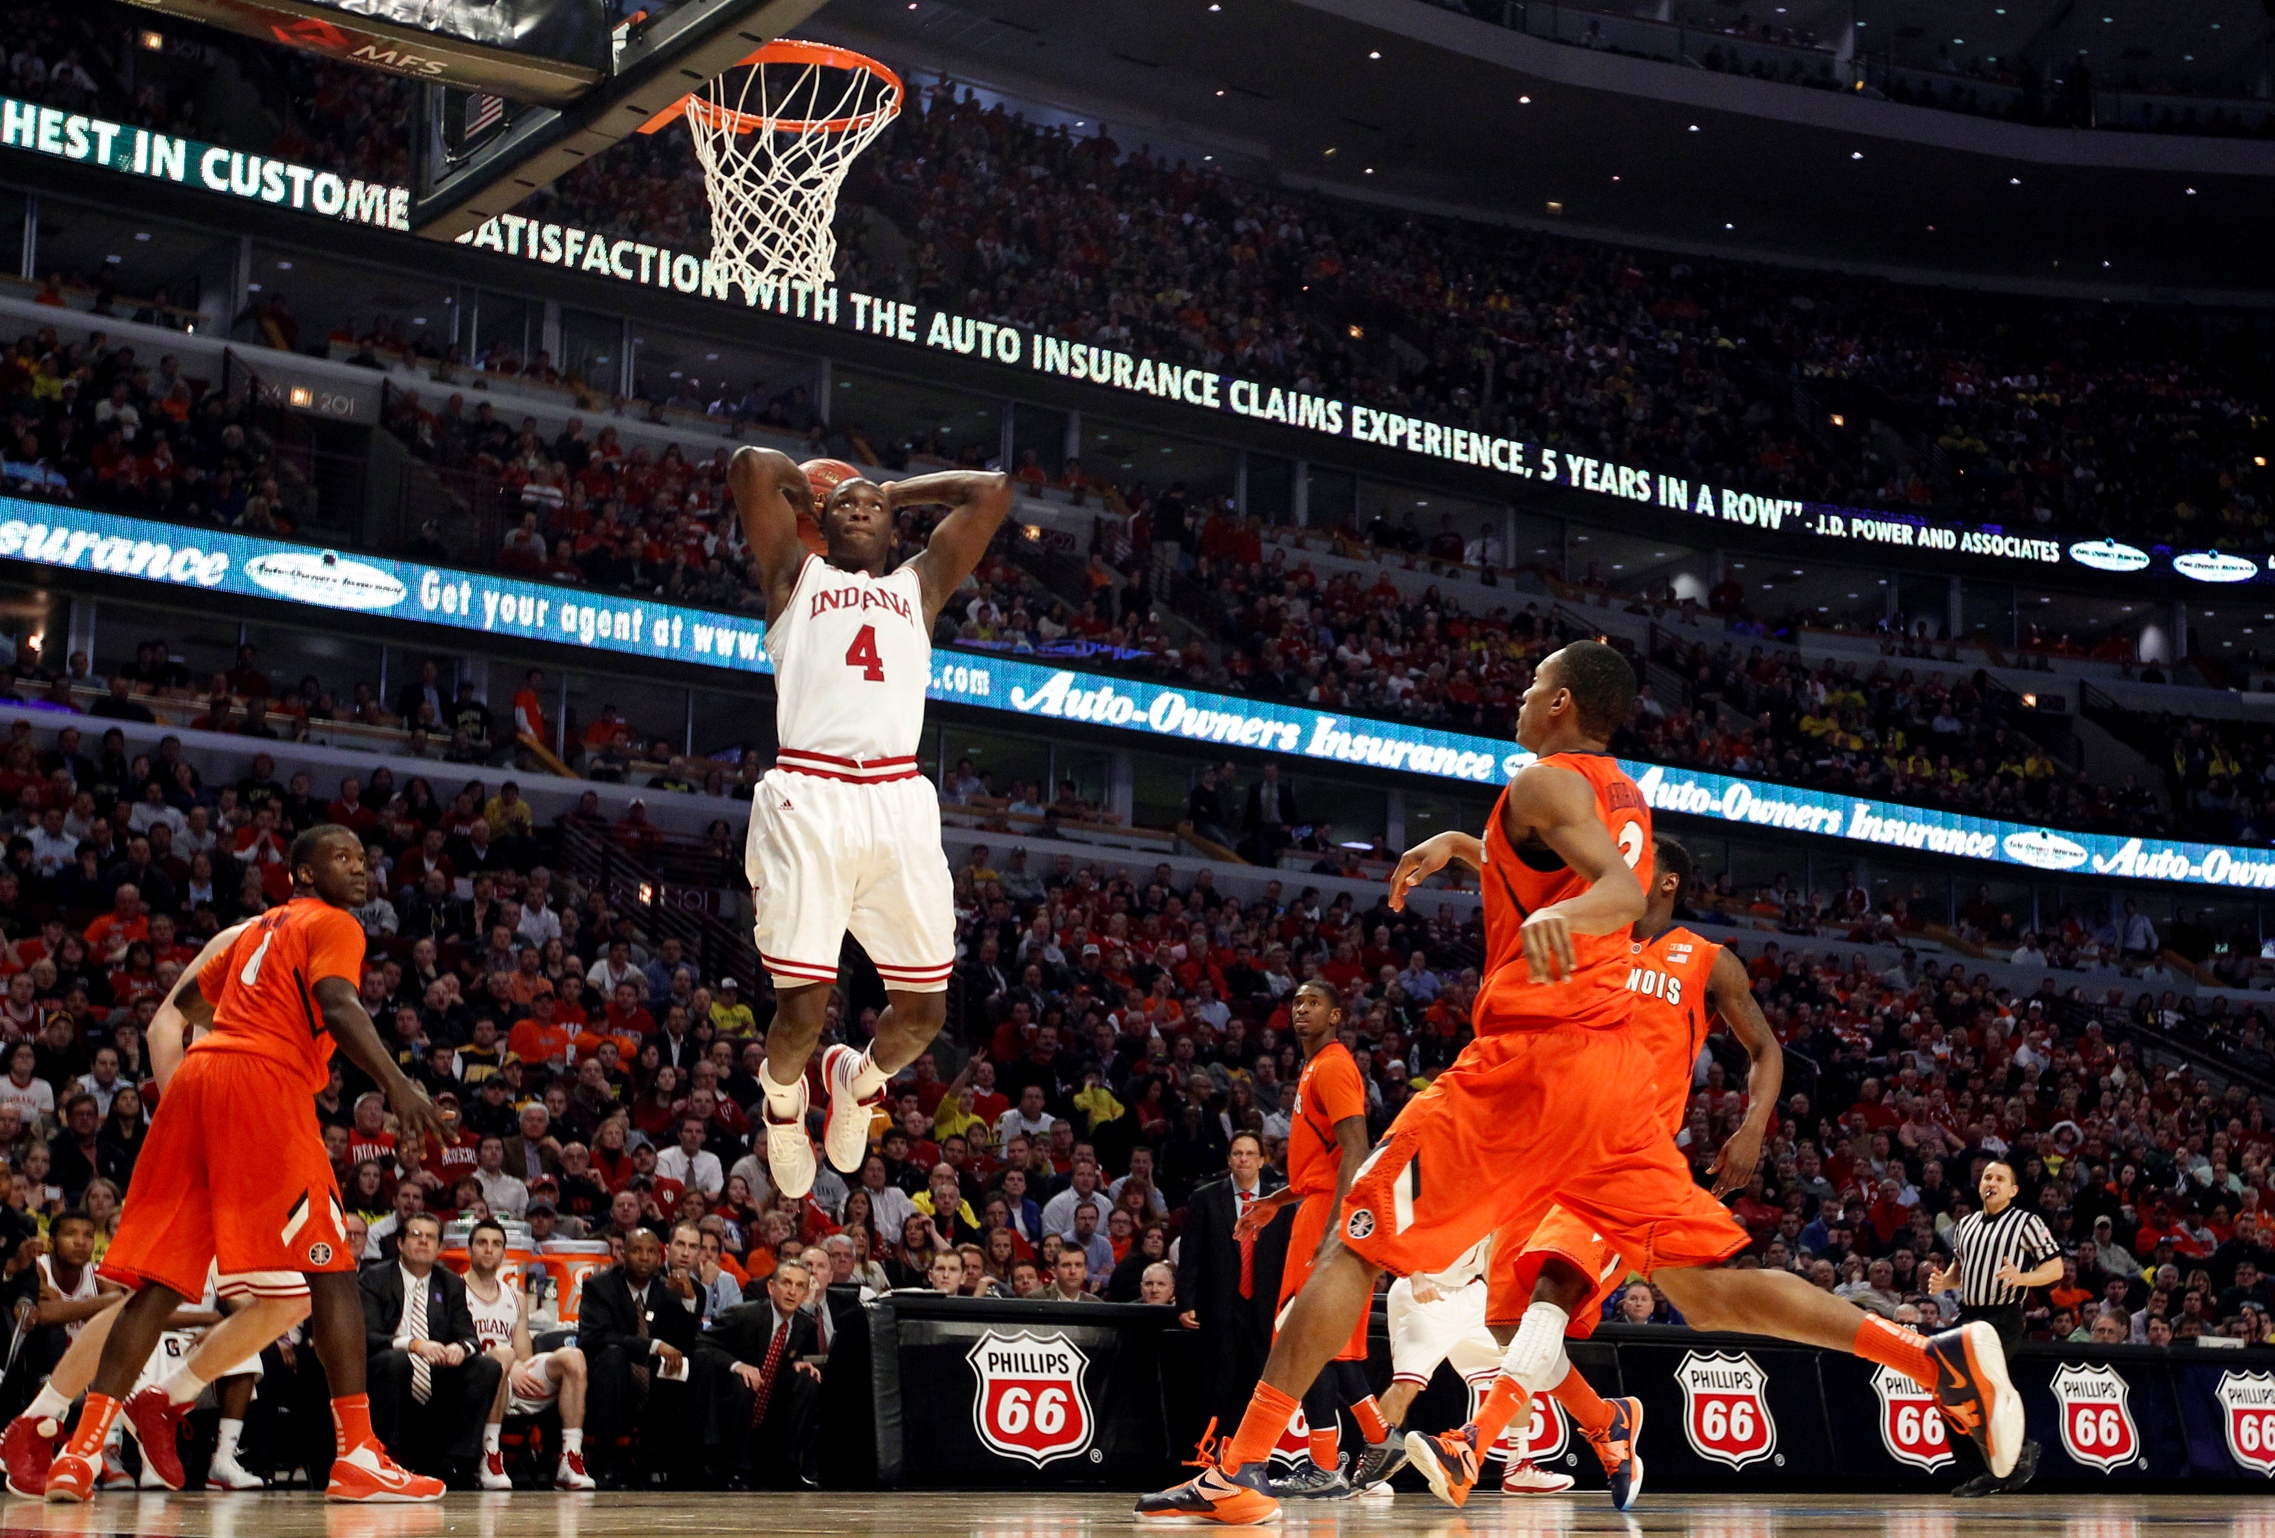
[
  {"x1": 1135, "y1": 1460, "x2": 1280, "y2": 1523},
  {"x1": 1925, "y1": 1322, "x2": 2022, "y2": 1480},
  {"x1": 42, "y1": 1449, "x2": 95, "y2": 1504},
  {"x1": 1585, "y1": 1396, "x2": 1645, "y2": 1511},
  {"x1": 1136, "y1": 1420, "x2": 1282, "y2": 1524},
  {"x1": 1404, "y1": 1422, "x2": 1485, "y2": 1508}
]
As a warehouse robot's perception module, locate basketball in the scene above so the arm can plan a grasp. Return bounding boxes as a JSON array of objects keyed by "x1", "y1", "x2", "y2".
[{"x1": 799, "y1": 457, "x2": 869, "y2": 500}]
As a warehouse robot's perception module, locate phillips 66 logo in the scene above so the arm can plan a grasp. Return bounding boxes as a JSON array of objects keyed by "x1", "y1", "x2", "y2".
[
  {"x1": 2218, "y1": 1370, "x2": 2275, "y2": 1475},
  {"x1": 967, "y1": 1330, "x2": 1095, "y2": 1466},
  {"x1": 1676, "y1": 1350, "x2": 1777, "y2": 1469},
  {"x1": 1468, "y1": 1377, "x2": 1570, "y2": 1464},
  {"x1": 2052, "y1": 1363, "x2": 2139, "y2": 1472},
  {"x1": 1871, "y1": 1364, "x2": 1953, "y2": 1471}
]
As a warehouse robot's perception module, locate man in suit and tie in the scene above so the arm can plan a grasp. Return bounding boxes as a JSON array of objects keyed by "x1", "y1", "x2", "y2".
[
  {"x1": 579, "y1": 1224, "x2": 705, "y2": 1486},
  {"x1": 500, "y1": 1102, "x2": 562, "y2": 1184},
  {"x1": 697, "y1": 1255, "x2": 824, "y2": 1488},
  {"x1": 654, "y1": 1008, "x2": 704, "y2": 1073},
  {"x1": 1176, "y1": 1132, "x2": 1291, "y2": 1435},
  {"x1": 360, "y1": 1212, "x2": 502, "y2": 1479}
]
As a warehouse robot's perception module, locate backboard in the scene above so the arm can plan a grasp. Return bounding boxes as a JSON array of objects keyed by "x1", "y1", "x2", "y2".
[
  {"x1": 117, "y1": 0, "x2": 613, "y2": 105},
  {"x1": 408, "y1": 0, "x2": 830, "y2": 240}
]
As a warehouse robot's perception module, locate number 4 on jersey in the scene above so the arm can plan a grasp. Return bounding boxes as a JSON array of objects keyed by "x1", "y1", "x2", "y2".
[{"x1": 845, "y1": 624, "x2": 885, "y2": 682}]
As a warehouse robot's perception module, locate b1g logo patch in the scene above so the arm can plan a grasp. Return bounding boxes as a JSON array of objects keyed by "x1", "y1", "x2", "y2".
[
  {"x1": 966, "y1": 1330, "x2": 1093, "y2": 1467},
  {"x1": 306, "y1": 1242, "x2": 334, "y2": 1266},
  {"x1": 2052, "y1": 1362, "x2": 2139, "y2": 1472},
  {"x1": 1344, "y1": 1209, "x2": 1376, "y2": 1240},
  {"x1": 1676, "y1": 1350, "x2": 1776, "y2": 1469},
  {"x1": 1870, "y1": 1364, "x2": 1952, "y2": 1471},
  {"x1": 2218, "y1": 1370, "x2": 2275, "y2": 1475},
  {"x1": 1468, "y1": 1376, "x2": 1568, "y2": 1464}
]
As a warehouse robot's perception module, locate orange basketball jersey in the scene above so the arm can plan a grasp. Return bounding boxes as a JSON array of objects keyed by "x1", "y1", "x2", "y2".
[
  {"x1": 1625, "y1": 926, "x2": 1723, "y2": 1134},
  {"x1": 1477, "y1": 751, "x2": 1652, "y2": 1034},
  {"x1": 1288, "y1": 1041, "x2": 1366, "y2": 1196},
  {"x1": 191, "y1": 898, "x2": 367, "y2": 1094}
]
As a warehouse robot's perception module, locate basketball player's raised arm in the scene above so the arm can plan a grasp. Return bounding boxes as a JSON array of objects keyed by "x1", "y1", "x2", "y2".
[
  {"x1": 1387, "y1": 832, "x2": 1486, "y2": 912},
  {"x1": 311, "y1": 976, "x2": 451, "y2": 1148},
  {"x1": 149, "y1": 920, "x2": 252, "y2": 1090},
  {"x1": 1501, "y1": 763, "x2": 1645, "y2": 983},
  {"x1": 729, "y1": 446, "x2": 816, "y2": 623},
  {"x1": 1703, "y1": 945, "x2": 1784, "y2": 1198},
  {"x1": 892, "y1": 470, "x2": 1013, "y2": 626}
]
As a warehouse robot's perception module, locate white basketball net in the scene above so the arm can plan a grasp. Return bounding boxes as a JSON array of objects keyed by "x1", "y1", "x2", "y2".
[{"x1": 683, "y1": 50, "x2": 901, "y2": 298}]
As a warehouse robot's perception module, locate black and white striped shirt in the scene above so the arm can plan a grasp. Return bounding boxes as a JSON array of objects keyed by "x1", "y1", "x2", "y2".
[{"x1": 1948, "y1": 1204, "x2": 2058, "y2": 1308}]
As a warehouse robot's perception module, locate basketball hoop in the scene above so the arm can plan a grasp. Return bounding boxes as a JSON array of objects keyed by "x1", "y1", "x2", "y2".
[{"x1": 639, "y1": 39, "x2": 902, "y2": 297}]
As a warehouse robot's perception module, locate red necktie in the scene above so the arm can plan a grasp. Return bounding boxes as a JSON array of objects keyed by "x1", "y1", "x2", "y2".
[
  {"x1": 1237, "y1": 1189, "x2": 1256, "y2": 1299},
  {"x1": 748, "y1": 1319, "x2": 790, "y2": 1428}
]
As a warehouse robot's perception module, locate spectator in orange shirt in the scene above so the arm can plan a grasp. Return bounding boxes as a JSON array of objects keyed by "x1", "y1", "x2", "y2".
[
  {"x1": 82, "y1": 885, "x2": 149, "y2": 961},
  {"x1": 507, "y1": 987, "x2": 572, "y2": 1071}
]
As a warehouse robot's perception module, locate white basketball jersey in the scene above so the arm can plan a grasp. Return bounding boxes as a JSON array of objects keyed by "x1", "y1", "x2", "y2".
[
  {"x1": 465, "y1": 1273, "x2": 522, "y2": 1352},
  {"x1": 766, "y1": 554, "x2": 931, "y2": 766},
  {"x1": 37, "y1": 1254, "x2": 100, "y2": 1339}
]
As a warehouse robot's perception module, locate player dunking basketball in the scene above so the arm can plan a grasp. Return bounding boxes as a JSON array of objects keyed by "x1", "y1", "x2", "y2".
[
  {"x1": 729, "y1": 447, "x2": 1010, "y2": 1198},
  {"x1": 1138, "y1": 640, "x2": 2022, "y2": 1523},
  {"x1": 43, "y1": 826, "x2": 450, "y2": 1503}
]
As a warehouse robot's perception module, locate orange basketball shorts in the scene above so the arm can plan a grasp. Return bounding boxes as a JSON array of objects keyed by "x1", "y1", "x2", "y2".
[
  {"x1": 1488, "y1": 1207, "x2": 1630, "y2": 1336},
  {"x1": 1276, "y1": 1189, "x2": 1370, "y2": 1362},
  {"x1": 1340, "y1": 1026, "x2": 1747, "y2": 1295},
  {"x1": 101, "y1": 1051, "x2": 351, "y2": 1301}
]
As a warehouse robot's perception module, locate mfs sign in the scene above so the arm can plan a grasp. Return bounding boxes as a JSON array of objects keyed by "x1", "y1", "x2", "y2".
[{"x1": 966, "y1": 1330, "x2": 1094, "y2": 1467}]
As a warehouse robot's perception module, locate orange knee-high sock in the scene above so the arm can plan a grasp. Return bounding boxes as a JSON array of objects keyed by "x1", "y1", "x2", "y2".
[
  {"x1": 1308, "y1": 1425, "x2": 1340, "y2": 1469},
  {"x1": 1225, "y1": 1381, "x2": 1300, "y2": 1470},
  {"x1": 1469, "y1": 1375, "x2": 1530, "y2": 1449},
  {"x1": 330, "y1": 1393, "x2": 375, "y2": 1457},
  {"x1": 1853, "y1": 1314, "x2": 1937, "y2": 1392},
  {"x1": 1548, "y1": 1368, "x2": 1616, "y2": 1440},
  {"x1": 61, "y1": 1394, "x2": 119, "y2": 1462},
  {"x1": 1350, "y1": 1394, "x2": 1389, "y2": 1444}
]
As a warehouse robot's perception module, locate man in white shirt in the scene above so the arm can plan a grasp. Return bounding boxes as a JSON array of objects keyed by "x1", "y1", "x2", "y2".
[
  {"x1": 994, "y1": 1084, "x2": 1054, "y2": 1145},
  {"x1": 655, "y1": 1117, "x2": 724, "y2": 1200},
  {"x1": 517, "y1": 894, "x2": 562, "y2": 950},
  {"x1": 471, "y1": 1136, "x2": 529, "y2": 1219},
  {"x1": 1042, "y1": 1159, "x2": 1106, "y2": 1237},
  {"x1": 586, "y1": 940, "x2": 645, "y2": 1000},
  {"x1": 27, "y1": 807, "x2": 76, "y2": 878},
  {"x1": 74, "y1": 1048, "x2": 124, "y2": 1117}
]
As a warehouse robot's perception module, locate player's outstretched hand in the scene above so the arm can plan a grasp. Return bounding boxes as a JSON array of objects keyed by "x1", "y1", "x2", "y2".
[
  {"x1": 1518, "y1": 908, "x2": 1577, "y2": 983},
  {"x1": 1707, "y1": 1123, "x2": 1765, "y2": 1197},
  {"x1": 1388, "y1": 843, "x2": 1451, "y2": 912},
  {"x1": 388, "y1": 1078, "x2": 451, "y2": 1150}
]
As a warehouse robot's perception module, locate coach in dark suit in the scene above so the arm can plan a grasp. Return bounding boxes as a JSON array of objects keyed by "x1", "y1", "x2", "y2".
[
  {"x1": 1177, "y1": 1131, "x2": 1291, "y2": 1433},
  {"x1": 580, "y1": 1225, "x2": 705, "y2": 1486},
  {"x1": 360, "y1": 1212, "x2": 499, "y2": 1476},
  {"x1": 697, "y1": 1255, "x2": 824, "y2": 1488}
]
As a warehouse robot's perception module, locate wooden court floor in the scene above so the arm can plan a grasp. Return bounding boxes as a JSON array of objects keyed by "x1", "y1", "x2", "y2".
[{"x1": 0, "y1": 1491, "x2": 2264, "y2": 1538}]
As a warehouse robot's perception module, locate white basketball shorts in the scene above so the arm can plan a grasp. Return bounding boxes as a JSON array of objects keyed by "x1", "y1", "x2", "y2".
[
  {"x1": 746, "y1": 766, "x2": 955, "y2": 993},
  {"x1": 1387, "y1": 1277, "x2": 1501, "y2": 1386},
  {"x1": 508, "y1": 1350, "x2": 563, "y2": 1415}
]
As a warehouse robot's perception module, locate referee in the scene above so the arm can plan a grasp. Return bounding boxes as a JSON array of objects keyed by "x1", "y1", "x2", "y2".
[{"x1": 1926, "y1": 1159, "x2": 2057, "y2": 1497}]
